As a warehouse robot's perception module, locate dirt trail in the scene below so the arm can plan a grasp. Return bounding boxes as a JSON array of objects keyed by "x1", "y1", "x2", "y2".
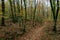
[{"x1": 18, "y1": 22, "x2": 49, "y2": 40}]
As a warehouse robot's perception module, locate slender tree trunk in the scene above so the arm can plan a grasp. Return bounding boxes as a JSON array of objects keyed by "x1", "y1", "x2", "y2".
[
  {"x1": 42, "y1": 4, "x2": 44, "y2": 17},
  {"x1": 13, "y1": 0, "x2": 17, "y2": 22},
  {"x1": 50, "y1": 0, "x2": 59, "y2": 32},
  {"x1": 23, "y1": 0, "x2": 27, "y2": 32},
  {"x1": 47, "y1": 0, "x2": 48, "y2": 18},
  {"x1": 16, "y1": 0, "x2": 21, "y2": 26},
  {"x1": 42, "y1": 0, "x2": 45, "y2": 17},
  {"x1": 13, "y1": 0, "x2": 16, "y2": 17},
  {"x1": 9, "y1": 0, "x2": 15, "y2": 23},
  {"x1": 16, "y1": 0, "x2": 20, "y2": 16},
  {"x1": 53, "y1": 0, "x2": 59, "y2": 32},
  {"x1": 33, "y1": 0, "x2": 36, "y2": 27},
  {"x1": 1, "y1": 0, "x2": 5, "y2": 26},
  {"x1": 50, "y1": 0, "x2": 56, "y2": 32}
]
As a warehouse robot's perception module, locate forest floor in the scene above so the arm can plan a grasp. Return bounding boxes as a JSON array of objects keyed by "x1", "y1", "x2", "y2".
[
  {"x1": 17, "y1": 21, "x2": 60, "y2": 40},
  {"x1": 0, "y1": 20, "x2": 60, "y2": 40}
]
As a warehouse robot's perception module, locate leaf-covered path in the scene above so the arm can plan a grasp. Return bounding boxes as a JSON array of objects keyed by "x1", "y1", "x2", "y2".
[{"x1": 17, "y1": 22, "x2": 50, "y2": 40}]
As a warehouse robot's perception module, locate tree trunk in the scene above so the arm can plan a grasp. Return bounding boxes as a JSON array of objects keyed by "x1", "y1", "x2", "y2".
[
  {"x1": 23, "y1": 0, "x2": 27, "y2": 33},
  {"x1": 13, "y1": 0, "x2": 17, "y2": 23},
  {"x1": 9, "y1": 0, "x2": 15, "y2": 23},
  {"x1": 33, "y1": 0, "x2": 36, "y2": 27},
  {"x1": 50, "y1": 0, "x2": 59, "y2": 33},
  {"x1": 1, "y1": 0, "x2": 5, "y2": 26}
]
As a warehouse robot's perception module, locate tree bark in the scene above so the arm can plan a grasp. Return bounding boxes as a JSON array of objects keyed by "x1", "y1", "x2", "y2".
[
  {"x1": 50, "y1": 0, "x2": 59, "y2": 33},
  {"x1": 1, "y1": 0, "x2": 5, "y2": 26}
]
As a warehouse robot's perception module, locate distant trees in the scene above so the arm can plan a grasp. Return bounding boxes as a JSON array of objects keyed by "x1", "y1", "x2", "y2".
[
  {"x1": 23, "y1": 0, "x2": 27, "y2": 32},
  {"x1": 50, "y1": 0, "x2": 59, "y2": 32},
  {"x1": 16, "y1": 0, "x2": 20, "y2": 16},
  {"x1": 42, "y1": 1, "x2": 45, "y2": 17},
  {"x1": 13, "y1": 0, "x2": 17, "y2": 22},
  {"x1": 1, "y1": 0, "x2": 60, "y2": 30},
  {"x1": 46, "y1": 0, "x2": 48, "y2": 18},
  {"x1": 1, "y1": 0, "x2": 5, "y2": 26},
  {"x1": 9, "y1": 0, "x2": 15, "y2": 23},
  {"x1": 9, "y1": 0, "x2": 20, "y2": 23},
  {"x1": 33, "y1": 0, "x2": 36, "y2": 27}
]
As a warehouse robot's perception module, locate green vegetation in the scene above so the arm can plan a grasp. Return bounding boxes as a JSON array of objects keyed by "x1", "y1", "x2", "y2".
[{"x1": 0, "y1": 0, "x2": 60, "y2": 40}]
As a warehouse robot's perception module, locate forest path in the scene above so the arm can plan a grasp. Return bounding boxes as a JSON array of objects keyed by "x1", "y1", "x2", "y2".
[{"x1": 17, "y1": 21, "x2": 50, "y2": 40}]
